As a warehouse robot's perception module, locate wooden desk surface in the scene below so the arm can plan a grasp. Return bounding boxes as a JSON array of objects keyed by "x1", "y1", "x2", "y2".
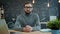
[{"x1": 9, "y1": 30, "x2": 51, "y2": 34}]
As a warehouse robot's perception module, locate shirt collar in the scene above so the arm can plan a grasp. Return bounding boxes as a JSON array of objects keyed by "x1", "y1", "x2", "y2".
[{"x1": 23, "y1": 12, "x2": 32, "y2": 16}]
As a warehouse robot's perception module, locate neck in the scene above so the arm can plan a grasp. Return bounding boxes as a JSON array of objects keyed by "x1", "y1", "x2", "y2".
[{"x1": 25, "y1": 12, "x2": 31, "y2": 16}]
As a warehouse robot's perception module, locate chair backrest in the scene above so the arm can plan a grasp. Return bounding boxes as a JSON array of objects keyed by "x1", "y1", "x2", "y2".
[{"x1": 0, "y1": 19, "x2": 9, "y2": 34}]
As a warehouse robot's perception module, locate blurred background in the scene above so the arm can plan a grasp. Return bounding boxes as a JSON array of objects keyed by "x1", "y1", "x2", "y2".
[{"x1": 0, "y1": 0, "x2": 60, "y2": 29}]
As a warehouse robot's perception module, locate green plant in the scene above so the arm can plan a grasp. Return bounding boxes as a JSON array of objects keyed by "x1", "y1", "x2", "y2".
[{"x1": 47, "y1": 19, "x2": 60, "y2": 30}]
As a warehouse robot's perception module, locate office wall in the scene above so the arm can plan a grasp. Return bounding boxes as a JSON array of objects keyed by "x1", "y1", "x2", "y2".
[
  {"x1": 58, "y1": 3, "x2": 60, "y2": 19},
  {"x1": 1, "y1": 0, "x2": 58, "y2": 29}
]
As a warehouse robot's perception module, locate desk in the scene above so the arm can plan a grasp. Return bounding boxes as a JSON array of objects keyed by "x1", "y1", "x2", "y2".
[{"x1": 9, "y1": 30, "x2": 51, "y2": 34}]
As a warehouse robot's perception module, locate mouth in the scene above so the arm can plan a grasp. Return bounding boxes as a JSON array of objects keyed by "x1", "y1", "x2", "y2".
[{"x1": 25, "y1": 11, "x2": 30, "y2": 13}]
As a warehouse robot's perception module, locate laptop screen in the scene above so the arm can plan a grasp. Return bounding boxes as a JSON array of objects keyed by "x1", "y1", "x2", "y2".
[
  {"x1": 0, "y1": 19, "x2": 21, "y2": 34},
  {"x1": 0, "y1": 19, "x2": 9, "y2": 34}
]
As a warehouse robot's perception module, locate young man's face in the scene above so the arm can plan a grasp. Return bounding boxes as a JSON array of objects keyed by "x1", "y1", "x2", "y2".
[{"x1": 24, "y1": 3, "x2": 33, "y2": 13}]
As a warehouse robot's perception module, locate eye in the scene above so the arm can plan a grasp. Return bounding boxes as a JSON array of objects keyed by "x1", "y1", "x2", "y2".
[{"x1": 24, "y1": 7, "x2": 33, "y2": 8}]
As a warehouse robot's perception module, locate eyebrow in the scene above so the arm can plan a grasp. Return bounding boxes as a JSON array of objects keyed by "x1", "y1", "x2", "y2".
[{"x1": 25, "y1": 7, "x2": 33, "y2": 8}]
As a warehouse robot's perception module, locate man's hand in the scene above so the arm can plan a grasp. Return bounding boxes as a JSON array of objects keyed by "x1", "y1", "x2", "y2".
[
  {"x1": 26, "y1": 25, "x2": 33, "y2": 32},
  {"x1": 23, "y1": 25, "x2": 33, "y2": 32}
]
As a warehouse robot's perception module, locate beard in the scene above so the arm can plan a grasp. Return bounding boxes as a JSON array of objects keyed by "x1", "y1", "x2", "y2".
[
  {"x1": 25, "y1": 11, "x2": 31, "y2": 16},
  {"x1": 25, "y1": 11, "x2": 31, "y2": 14}
]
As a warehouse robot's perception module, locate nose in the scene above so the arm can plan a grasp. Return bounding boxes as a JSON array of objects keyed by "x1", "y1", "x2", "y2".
[{"x1": 27, "y1": 8, "x2": 30, "y2": 10}]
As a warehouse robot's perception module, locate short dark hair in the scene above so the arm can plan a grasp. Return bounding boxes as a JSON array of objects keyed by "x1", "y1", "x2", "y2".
[{"x1": 24, "y1": 1, "x2": 33, "y2": 6}]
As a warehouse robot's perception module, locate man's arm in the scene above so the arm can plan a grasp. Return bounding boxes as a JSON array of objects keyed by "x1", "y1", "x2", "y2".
[
  {"x1": 32, "y1": 14, "x2": 41, "y2": 31},
  {"x1": 14, "y1": 16, "x2": 23, "y2": 31}
]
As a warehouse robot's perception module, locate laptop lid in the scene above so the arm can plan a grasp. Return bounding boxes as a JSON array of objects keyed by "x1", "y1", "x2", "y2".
[{"x1": 0, "y1": 19, "x2": 9, "y2": 34}]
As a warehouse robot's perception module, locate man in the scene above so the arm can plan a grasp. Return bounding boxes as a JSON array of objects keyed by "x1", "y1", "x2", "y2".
[{"x1": 14, "y1": 2, "x2": 41, "y2": 32}]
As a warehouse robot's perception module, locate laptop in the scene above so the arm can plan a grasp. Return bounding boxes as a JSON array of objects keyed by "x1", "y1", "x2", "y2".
[
  {"x1": 0, "y1": 19, "x2": 21, "y2": 34},
  {"x1": 0, "y1": 19, "x2": 9, "y2": 34}
]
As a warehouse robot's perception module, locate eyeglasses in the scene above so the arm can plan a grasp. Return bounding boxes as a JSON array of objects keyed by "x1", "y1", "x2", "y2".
[{"x1": 24, "y1": 7, "x2": 33, "y2": 8}]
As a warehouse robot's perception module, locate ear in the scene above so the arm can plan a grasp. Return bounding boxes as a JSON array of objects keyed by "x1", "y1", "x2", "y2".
[{"x1": 24, "y1": 8, "x2": 25, "y2": 10}]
